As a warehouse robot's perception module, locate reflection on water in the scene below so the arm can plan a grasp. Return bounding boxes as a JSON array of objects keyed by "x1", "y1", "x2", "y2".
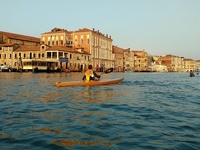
[{"x1": 0, "y1": 72, "x2": 200, "y2": 149}]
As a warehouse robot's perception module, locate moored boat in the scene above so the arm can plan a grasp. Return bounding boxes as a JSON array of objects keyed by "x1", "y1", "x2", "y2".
[{"x1": 56, "y1": 78, "x2": 124, "y2": 87}]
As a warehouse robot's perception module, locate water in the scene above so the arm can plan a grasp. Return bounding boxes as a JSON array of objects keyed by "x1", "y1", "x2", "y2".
[{"x1": 0, "y1": 72, "x2": 200, "y2": 150}]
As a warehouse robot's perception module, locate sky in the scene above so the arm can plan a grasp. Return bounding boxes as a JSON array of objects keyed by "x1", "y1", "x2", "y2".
[{"x1": 1, "y1": 0, "x2": 200, "y2": 60}]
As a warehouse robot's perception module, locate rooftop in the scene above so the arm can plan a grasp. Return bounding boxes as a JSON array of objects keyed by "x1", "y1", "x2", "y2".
[{"x1": 0, "y1": 31, "x2": 40, "y2": 43}]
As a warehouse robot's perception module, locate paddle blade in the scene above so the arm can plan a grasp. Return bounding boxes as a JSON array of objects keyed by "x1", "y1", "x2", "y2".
[{"x1": 104, "y1": 68, "x2": 113, "y2": 74}]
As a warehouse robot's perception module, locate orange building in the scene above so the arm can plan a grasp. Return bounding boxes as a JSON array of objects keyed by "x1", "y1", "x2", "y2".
[
  {"x1": 40, "y1": 28, "x2": 90, "y2": 71},
  {"x1": 72, "y1": 28, "x2": 113, "y2": 71},
  {"x1": 113, "y1": 46, "x2": 129, "y2": 72},
  {"x1": 40, "y1": 28, "x2": 71, "y2": 46}
]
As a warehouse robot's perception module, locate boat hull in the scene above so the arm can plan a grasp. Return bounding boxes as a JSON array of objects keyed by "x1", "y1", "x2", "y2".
[{"x1": 56, "y1": 78, "x2": 124, "y2": 87}]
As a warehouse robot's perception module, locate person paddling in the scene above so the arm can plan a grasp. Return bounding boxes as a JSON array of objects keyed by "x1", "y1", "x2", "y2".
[
  {"x1": 190, "y1": 70, "x2": 195, "y2": 77},
  {"x1": 82, "y1": 65, "x2": 101, "y2": 81}
]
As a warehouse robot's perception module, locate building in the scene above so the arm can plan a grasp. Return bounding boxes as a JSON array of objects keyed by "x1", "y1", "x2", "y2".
[
  {"x1": 184, "y1": 58, "x2": 196, "y2": 72},
  {"x1": 71, "y1": 28, "x2": 114, "y2": 71},
  {"x1": 113, "y1": 46, "x2": 129, "y2": 72},
  {"x1": 0, "y1": 31, "x2": 40, "y2": 68},
  {"x1": 40, "y1": 28, "x2": 91, "y2": 71},
  {"x1": 156, "y1": 55, "x2": 184, "y2": 72},
  {"x1": 195, "y1": 60, "x2": 200, "y2": 72},
  {"x1": 149, "y1": 56, "x2": 168, "y2": 72},
  {"x1": 0, "y1": 31, "x2": 40, "y2": 46},
  {"x1": 123, "y1": 49, "x2": 131, "y2": 71},
  {"x1": 133, "y1": 50, "x2": 148, "y2": 71}
]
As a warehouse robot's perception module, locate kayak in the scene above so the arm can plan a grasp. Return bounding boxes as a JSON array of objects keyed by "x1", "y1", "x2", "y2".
[{"x1": 56, "y1": 78, "x2": 124, "y2": 87}]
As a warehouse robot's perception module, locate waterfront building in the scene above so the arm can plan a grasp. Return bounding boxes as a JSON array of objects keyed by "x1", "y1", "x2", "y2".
[
  {"x1": 156, "y1": 55, "x2": 184, "y2": 72},
  {"x1": 123, "y1": 49, "x2": 131, "y2": 71},
  {"x1": 113, "y1": 46, "x2": 129, "y2": 72},
  {"x1": 13, "y1": 45, "x2": 41, "y2": 70},
  {"x1": 129, "y1": 51, "x2": 136, "y2": 71},
  {"x1": 195, "y1": 60, "x2": 200, "y2": 72},
  {"x1": 173, "y1": 56, "x2": 185, "y2": 72},
  {"x1": 40, "y1": 27, "x2": 113, "y2": 71},
  {"x1": 40, "y1": 28, "x2": 90, "y2": 71},
  {"x1": 149, "y1": 56, "x2": 168, "y2": 72},
  {"x1": 184, "y1": 58, "x2": 196, "y2": 72},
  {"x1": 0, "y1": 31, "x2": 40, "y2": 46},
  {"x1": 133, "y1": 50, "x2": 148, "y2": 71},
  {"x1": 0, "y1": 31, "x2": 40, "y2": 68},
  {"x1": 71, "y1": 28, "x2": 114, "y2": 71}
]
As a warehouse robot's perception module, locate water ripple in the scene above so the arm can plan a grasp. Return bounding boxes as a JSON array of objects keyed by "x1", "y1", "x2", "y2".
[{"x1": 0, "y1": 72, "x2": 200, "y2": 149}]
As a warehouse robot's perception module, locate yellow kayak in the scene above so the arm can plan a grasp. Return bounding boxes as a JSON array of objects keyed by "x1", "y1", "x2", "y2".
[{"x1": 56, "y1": 78, "x2": 124, "y2": 87}]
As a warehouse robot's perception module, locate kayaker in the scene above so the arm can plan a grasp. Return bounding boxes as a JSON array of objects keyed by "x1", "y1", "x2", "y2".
[
  {"x1": 190, "y1": 70, "x2": 195, "y2": 77},
  {"x1": 82, "y1": 65, "x2": 101, "y2": 81}
]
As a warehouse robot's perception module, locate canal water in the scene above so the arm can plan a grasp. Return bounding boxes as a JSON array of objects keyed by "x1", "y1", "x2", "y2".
[{"x1": 0, "y1": 72, "x2": 200, "y2": 150}]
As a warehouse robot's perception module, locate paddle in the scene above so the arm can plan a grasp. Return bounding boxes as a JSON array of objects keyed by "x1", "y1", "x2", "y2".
[
  {"x1": 83, "y1": 67, "x2": 114, "y2": 81},
  {"x1": 103, "y1": 68, "x2": 114, "y2": 74},
  {"x1": 100, "y1": 68, "x2": 114, "y2": 76}
]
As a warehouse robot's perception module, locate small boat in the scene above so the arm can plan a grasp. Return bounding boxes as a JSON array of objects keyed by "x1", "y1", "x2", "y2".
[{"x1": 56, "y1": 78, "x2": 124, "y2": 87}]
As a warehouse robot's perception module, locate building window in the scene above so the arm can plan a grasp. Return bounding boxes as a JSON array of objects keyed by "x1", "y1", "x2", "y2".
[
  {"x1": 52, "y1": 41, "x2": 54, "y2": 45},
  {"x1": 15, "y1": 54, "x2": 17, "y2": 59},
  {"x1": 47, "y1": 52, "x2": 51, "y2": 58},
  {"x1": 4, "y1": 54, "x2": 6, "y2": 59},
  {"x1": 56, "y1": 41, "x2": 58, "y2": 45},
  {"x1": 61, "y1": 40, "x2": 63, "y2": 45},
  {"x1": 48, "y1": 41, "x2": 50, "y2": 45},
  {"x1": 42, "y1": 53, "x2": 44, "y2": 58},
  {"x1": 33, "y1": 53, "x2": 36, "y2": 58},
  {"x1": 87, "y1": 39, "x2": 90, "y2": 44},
  {"x1": 70, "y1": 54, "x2": 72, "y2": 59},
  {"x1": 0, "y1": 54, "x2": 1, "y2": 59},
  {"x1": 52, "y1": 52, "x2": 57, "y2": 58},
  {"x1": 10, "y1": 54, "x2": 12, "y2": 59},
  {"x1": 42, "y1": 46, "x2": 45, "y2": 49},
  {"x1": 81, "y1": 39, "x2": 83, "y2": 44},
  {"x1": 38, "y1": 53, "x2": 41, "y2": 58},
  {"x1": 24, "y1": 54, "x2": 26, "y2": 58}
]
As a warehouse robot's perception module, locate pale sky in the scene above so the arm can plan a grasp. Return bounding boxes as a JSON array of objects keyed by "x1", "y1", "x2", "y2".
[{"x1": 1, "y1": 0, "x2": 200, "y2": 60}]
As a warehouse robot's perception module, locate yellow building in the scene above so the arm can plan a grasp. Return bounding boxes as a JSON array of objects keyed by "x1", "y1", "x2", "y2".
[
  {"x1": 133, "y1": 50, "x2": 148, "y2": 71},
  {"x1": 184, "y1": 58, "x2": 196, "y2": 72},
  {"x1": 0, "y1": 31, "x2": 40, "y2": 68}
]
